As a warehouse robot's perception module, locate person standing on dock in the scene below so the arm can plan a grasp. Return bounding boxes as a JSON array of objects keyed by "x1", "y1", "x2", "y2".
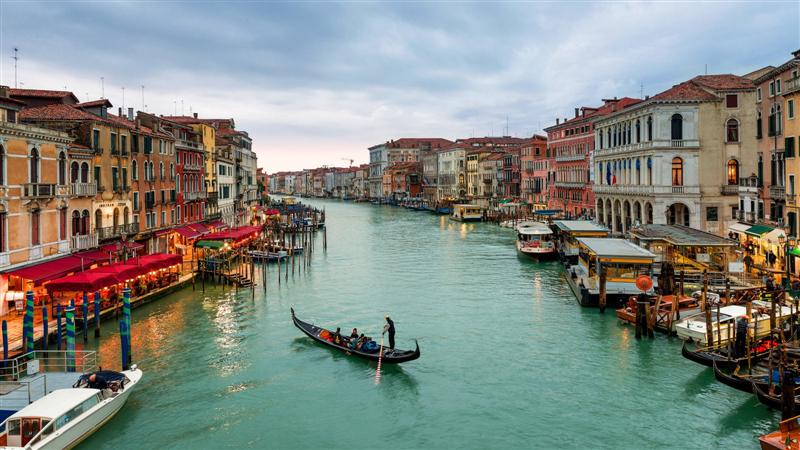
[{"x1": 383, "y1": 316, "x2": 395, "y2": 350}]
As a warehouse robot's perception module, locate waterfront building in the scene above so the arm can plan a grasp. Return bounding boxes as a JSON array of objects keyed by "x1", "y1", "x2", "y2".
[
  {"x1": 784, "y1": 52, "x2": 800, "y2": 238},
  {"x1": 17, "y1": 91, "x2": 136, "y2": 246},
  {"x1": 466, "y1": 147, "x2": 503, "y2": 206},
  {"x1": 477, "y1": 152, "x2": 505, "y2": 202},
  {"x1": 383, "y1": 162, "x2": 422, "y2": 200},
  {"x1": 159, "y1": 119, "x2": 205, "y2": 226},
  {"x1": 422, "y1": 149, "x2": 439, "y2": 206},
  {"x1": 214, "y1": 120, "x2": 257, "y2": 225},
  {"x1": 593, "y1": 74, "x2": 757, "y2": 235},
  {"x1": 215, "y1": 144, "x2": 236, "y2": 224},
  {"x1": 750, "y1": 51, "x2": 800, "y2": 228},
  {"x1": 437, "y1": 143, "x2": 466, "y2": 202},
  {"x1": 368, "y1": 143, "x2": 387, "y2": 199},
  {"x1": 351, "y1": 164, "x2": 369, "y2": 199},
  {"x1": 501, "y1": 147, "x2": 521, "y2": 200},
  {"x1": 126, "y1": 112, "x2": 177, "y2": 253},
  {"x1": 520, "y1": 136, "x2": 548, "y2": 209},
  {"x1": 0, "y1": 86, "x2": 74, "y2": 279},
  {"x1": 368, "y1": 138, "x2": 452, "y2": 200},
  {"x1": 545, "y1": 100, "x2": 640, "y2": 219}
]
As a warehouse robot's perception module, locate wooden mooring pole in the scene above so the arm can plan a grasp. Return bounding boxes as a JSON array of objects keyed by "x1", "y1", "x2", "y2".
[{"x1": 598, "y1": 265, "x2": 607, "y2": 314}]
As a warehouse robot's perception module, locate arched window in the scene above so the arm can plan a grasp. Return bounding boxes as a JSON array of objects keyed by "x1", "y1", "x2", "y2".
[
  {"x1": 671, "y1": 157, "x2": 683, "y2": 186},
  {"x1": 30, "y1": 148, "x2": 40, "y2": 183},
  {"x1": 176, "y1": 174, "x2": 181, "y2": 193},
  {"x1": 646, "y1": 116, "x2": 653, "y2": 141},
  {"x1": 131, "y1": 160, "x2": 138, "y2": 180},
  {"x1": 671, "y1": 114, "x2": 683, "y2": 140},
  {"x1": 606, "y1": 129, "x2": 611, "y2": 148},
  {"x1": 71, "y1": 210, "x2": 80, "y2": 237},
  {"x1": 95, "y1": 209, "x2": 103, "y2": 230},
  {"x1": 727, "y1": 159, "x2": 739, "y2": 185},
  {"x1": 635, "y1": 120, "x2": 641, "y2": 143},
  {"x1": 626, "y1": 123, "x2": 631, "y2": 144},
  {"x1": 726, "y1": 118, "x2": 739, "y2": 142},
  {"x1": 81, "y1": 210, "x2": 90, "y2": 235},
  {"x1": 70, "y1": 161, "x2": 79, "y2": 183},
  {"x1": 647, "y1": 157, "x2": 653, "y2": 185},
  {"x1": 81, "y1": 163, "x2": 89, "y2": 183},
  {"x1": 58, "y1": 152, "x2": 67, "y2": 185},
  {"x1": 769, "y1": 104, "x2": 782, "y2": 136},
  {"x1": 170, "y1": 163, "x2": 174, "y2": 179}
]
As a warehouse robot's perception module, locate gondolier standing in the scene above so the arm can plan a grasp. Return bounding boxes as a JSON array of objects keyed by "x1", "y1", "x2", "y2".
[{"x1": 383, "y1": 316, "x2": 395, "y2": 350}]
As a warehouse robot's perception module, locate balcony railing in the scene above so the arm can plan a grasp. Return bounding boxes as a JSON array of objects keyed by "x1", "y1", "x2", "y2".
[
  {"x1": 720, "y1": 184, "x2": 739, "y2": 195},
  {"x1": 555, "y1": 181, "x2": 585, "y2": 189},
  {"x1": 786, "y1": 75, "x2": 800, "y2": 95},
  {"x1": 177, "y1": 139, "x2": 200, "y2": 150},
  {"x1": 555, "y1": 154, "x2": 585, "y2": 162},
  {"x1": 71, "y1": 233, "x2": 98, "y2": 251},
  {"x1": 96, "y1": 223, "x2": 140, "y2": 240},
  {"x1": 112, "y1": 185, "x2": 130, "y2": 194},
  {"x1": 70, "y1": 182, "x2": 97, "y2": 197},
  {"x1": 770, "y1": 185, "x2": 786, "y2": 199},
  {"x1": 184, "y1": 191, "x2": 205, "y2": 201},
  {"x1": 22, "y1": 183, "x2": 57, "y2": 199},
  {"x1": 593, "y1": 139, "x2": 700, "y2": 157},
  {"x1": 205, "y1": 212, "x2": 222, "y2": 221}
]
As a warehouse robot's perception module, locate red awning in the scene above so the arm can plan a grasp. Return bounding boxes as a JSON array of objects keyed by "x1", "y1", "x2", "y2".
[
  {"x1": 154, "y1": 228, "x2": 172, "y2": 237},
  {"x1": 5, "y1": 256, "x2": 84, "y2": 285},
  {"x1": 188, "y1": 223, "x2": 210, "y2": 234},
  {"x1": 47, "y1": 271, "x2": 118, "y2": 293},
  {"x1": 91, "y1": 264, "x2": 148, "y2": 283},
  {"x1": 206, "y1": 220, "x2": 228, "y2": 230},
  {"x1": 74, "y1": 249, "x2": 115, "y2": 265},
  {"x1": 174, "y1": 226, "x2": 202, "y2": 240},
  {"x1": 137, "y1": 253, "x2": 183, "y2": 270}
]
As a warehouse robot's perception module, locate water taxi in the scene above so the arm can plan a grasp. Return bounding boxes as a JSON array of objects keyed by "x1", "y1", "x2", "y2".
[
  {"x1": 451, "y1": 204, "x2": 483, "y2": 222},
  {"x1": 516, "y1": 222, "x2": 555, "y2": 258},
  {"x1": 0, "y1": 366, "x2": 142, "y2": 449},
  {"x1": 675, "y1": 301, "x2": 793, "y2": 346},
  {"x1": 565, "y1": 238, "x2": 656, "y2": 307}
]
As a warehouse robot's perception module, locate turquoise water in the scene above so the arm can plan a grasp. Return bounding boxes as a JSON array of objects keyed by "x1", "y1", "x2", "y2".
[{"x1": 79, "y1": 199, "x2": 776, "y2": 449}]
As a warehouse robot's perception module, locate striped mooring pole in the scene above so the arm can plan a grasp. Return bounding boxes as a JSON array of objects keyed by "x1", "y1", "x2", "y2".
[
  {"x1": 123, "y1": 288, "x2": 132, "y2": 365},
  {"x1": 56, "y1": 304, "x2": 63, "y2": 351},
  {"x1": 2, "y1": 320, "x2": 7, "y2": 361},
  {"x1": 41, "y1": 303, "x2": 48, "y2": 350},
  {"x1": 65, "y1": 306, "x2": 75, "y2": 372},
  {"x1": 94, "y1": 291, "x2": 101, "y2": 338},
  {"x1": 24, "y1": 290, "x2": 34, "y2": 353},
  {"x1": 82, "y1": 292, "x2": 89, "y2": 342},
  {"x1": 119, "y1": 320, "x2": 129, "y2": 371}
]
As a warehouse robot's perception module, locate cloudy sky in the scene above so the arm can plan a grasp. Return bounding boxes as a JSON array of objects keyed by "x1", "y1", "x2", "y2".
[{"x1": 1, "y1": 1, "x2": 798, "y2": 172}]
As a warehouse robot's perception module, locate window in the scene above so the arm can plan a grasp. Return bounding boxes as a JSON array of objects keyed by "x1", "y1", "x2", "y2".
[
  {"x1": 726, "y1": 119, "x2": 739, "y2": 142},
  {"x1": 112, "y1": 167, "x2": 119, "y2": 190},
  {"x1": 671, "y1": 157, "x2": 683, "y2": 186},
  {"x1": 121, "y1": 168, "x2": 127, "y2": 189},
  {"x1": 769, "y1": 104, "x2": 782, "y2": 136},
  {"x1": 777, "y1": 79, "x2": 782, "y2": 94},
  {"x1": 131, "y1": 134, "x2": 139, "y2": 153},
  {"x1": 144, "y1": 136, "x2": 152, "y2": 154},
  {"x1": 70, "y1": 161, "x2": 79, "y2": 183},
  {"x1": 757, "y1": 111, "x2": 763, "y2": 139},
  {"x1": 29, "y1": 148, "x2": 40, "y2": 183},
  {"x1": 110, "y1": 133, "x2": 117, "y2": 153},
  {"x1": 670, "y1": 114, "x2": 683, "y2": 140},
  {"x1": 757, "y1": 87, "x2": 762, "y2": 102},
  {"x1": 770, "y1": 81, "x2": 775, "y2": 96},
  {"x1": 160, "y1": 162, "x2": 164, "y2": 180},
  {"x1": 646, "y1": 117, "x2": 653, "y2": 141},
  {"x1": 791, "y1": 175, "x2": 797, "y2": 196},
  {"x1": 706, "y1": 207, "x2": 718, "y2": 222},
  {"x1": 787, "y1": 137, "x2": 796, "y2": 158},
  {"x1": 727, "y1": 159, "x2": 739, "y2": 184},
  {"x1": 31, "y1": 210, "x2": 40, "y2": 246},
  {"x1": 725, "y1": 94, "x2": 738, "y2": 108},
  {"x1": 131, "y1": 160, "x2": 138, "y2": 180},
  {"x1": 94, "y1": 166, "x2": 101, "y2": 189},
  {"x1": 133, "y1": 192, "x2": 140, "y2": 211},
  {"x1": 0, "y1": 145, "x2": 4, "y2": 185},
  {"x1": 0, "y1": 212, "x2": 6, "y2": 252},
  {"x1": 161, "y1": 211, "x2": 166, "y2": 226},
  {"x1": 121, "y1": 135, "x2": 127, "y2": 153},
  {"x1": 789, "y1": 99, "x2": 795, "y2": 119},
  {"x1": 59, "y1": 208, "x2": 67, "y2": 240},
  {"x1": 170, "y1": 163, "x2": 174, "y2": 179},
  {"x1": 92, "y1": 129, "x2": 100, "y2": 151},
  {"x1": 635, "y1": 120, "x2": 641, "y2": 143}
]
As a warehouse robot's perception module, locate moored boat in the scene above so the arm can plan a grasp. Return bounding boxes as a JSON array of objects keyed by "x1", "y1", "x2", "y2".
[
  {"x1": 516, "y1": 222, "x2": 555, "y2": 259},
  {"x1": 683, "y1": 337, "x2": 778, "y2": 370},
  {"x1": 0, "y1": 367, "x2": 142, "y2": 449},
  {"x1": 759, "y1": 415, "x2": 800, "y2": 450},
  {"x1": 291, "y1": 308, "x2": 420, "y2": 364},
  {"x1": 675, "y1": 300, "x2": 793, "y2": 346},
  {"x1": 450, "y1": 204, "x2": 483, "y2": 222}
]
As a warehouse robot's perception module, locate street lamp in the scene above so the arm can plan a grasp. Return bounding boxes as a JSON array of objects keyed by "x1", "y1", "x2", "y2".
[{"x1": 779, "y1": 228, "x2": 791, "y2": 289}]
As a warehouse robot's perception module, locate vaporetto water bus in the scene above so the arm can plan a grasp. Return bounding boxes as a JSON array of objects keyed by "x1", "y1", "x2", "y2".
[
  {"x1": 450, "y1": 204, "x2": 483, "y2": 222},
  {"x1": 516, "y1": 222, "x2": 556, "y2": 259}
]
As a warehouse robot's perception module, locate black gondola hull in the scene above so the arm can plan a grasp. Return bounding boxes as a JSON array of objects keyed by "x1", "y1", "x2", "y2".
[{"x1": 291, "y1": 308, "x2": 420, "y2": 364}]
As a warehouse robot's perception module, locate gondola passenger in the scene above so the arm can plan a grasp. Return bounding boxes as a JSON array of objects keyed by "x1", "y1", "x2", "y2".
[
  {"x1": 350, "y1": 328, "x2": 359, "y2": 340},
  {"x1": 333, "y1": 327, "x2": 343, "y2": 346}
]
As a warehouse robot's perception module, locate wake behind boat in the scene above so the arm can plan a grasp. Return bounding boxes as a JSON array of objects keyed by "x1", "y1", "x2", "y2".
[{"x1": 291, "y1": 308, "x2": 420, "y2": 364}]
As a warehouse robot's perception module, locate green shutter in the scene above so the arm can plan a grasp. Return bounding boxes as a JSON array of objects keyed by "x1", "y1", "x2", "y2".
[{"x1": 788, "y1": 137, "x2": 796, "y2": 158}]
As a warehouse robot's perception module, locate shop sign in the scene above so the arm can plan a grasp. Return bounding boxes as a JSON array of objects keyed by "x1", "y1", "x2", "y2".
[{"x1": 728, "y1": 261, "x2": 745, "y2": 273}]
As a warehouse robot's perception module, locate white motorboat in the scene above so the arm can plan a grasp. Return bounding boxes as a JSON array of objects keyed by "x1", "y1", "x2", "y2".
[
  {"x1": 516, "y1": 222, "x2": 556, "y2": 258},
  {"x1": 675, "y1": 301, "x2": 793, "y2": 345},
  {"x1": 0, "y1": 366, "x2": 142, "y2": 449}
]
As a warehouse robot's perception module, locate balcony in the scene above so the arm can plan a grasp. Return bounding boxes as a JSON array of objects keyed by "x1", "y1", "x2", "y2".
[
  {"x1": 770, "y1": 185, "x2": 786, "y2": 200},
  {"x1": 22, "y1": 183, "x2": 57, "y2": 199},
  {"x1": 70, "y1": 182, "x2": 97, "y2": 197},
  {"x1": 71, "y1": 233, "x2": 98, "y2": 251},
  {"x1": 96, "y1": 222, "x2": 140, "y2": 240},
  {"x1": 205, "y1": 212, "x2": 222, "y2": 221},
  {"x1": 593, "y1": 139, "x2": 700, "y2": 157},
  {"x1": 177, "y1": 139, "x2": 200, "y2": 150},
  {"x1": 555, "y1": 181, "x2": 585, "y2": 189},
  {"x1": 112, "y1": 185, "x2": 130, "y2": 194},
  {"x1": 720, "y1": 184, "x2": 739, "y2": 195},
  {"x1": 786, "y1": 75, "x2": 800, "y2": 95},
  {"x1": 93, "y1": 146, "x2": 103, "y2": 155},
  {"x1": 555, "y1": 154, "x2": 585, "y2": 162},
  {"x1": 184, "y1": 191, "x2": 205, "y2": 201}
]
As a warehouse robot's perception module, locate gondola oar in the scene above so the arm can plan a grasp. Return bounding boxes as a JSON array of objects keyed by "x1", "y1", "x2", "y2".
[{"x1": 375, "y1": 334, "x2": 384, "y2": 385}]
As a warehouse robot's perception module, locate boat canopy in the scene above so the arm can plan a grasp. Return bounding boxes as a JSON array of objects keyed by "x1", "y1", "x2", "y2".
[
  {"x1": 518, "y1": 223, "x2": 552, "y2": 235},
  {"x1": 629, "y1": 224, "x2": 736, "y2": 247},
  {"x1": 7, "y1": 389, "x2": 99, "y2": 421},
  {"x1": 553, "y1": 220, "x2": 609, "y2": 234},
  {"x1": 577, "y1": 238, "x2": 656, "y2": 261}
]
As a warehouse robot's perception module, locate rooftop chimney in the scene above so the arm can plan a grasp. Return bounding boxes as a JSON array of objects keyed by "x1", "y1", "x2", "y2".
[
  {"x1": 127, "y1": 107, "x2": 134, "y2": 121},
  {"x1": 556, "y1": 118, "x2": 560, "y2": 125},
  {"x1": 574, "y1": 108, "x2": 579, "y2": 118},
  {"x1": 645, "y1": 95, "x2": 650, "y2": 100},
  {"x1": 118, "y1": 107, "x2": 123, "y2": 117},
  {"x1": 193, "y1": 112, "x2": 198, "y2": 119}
]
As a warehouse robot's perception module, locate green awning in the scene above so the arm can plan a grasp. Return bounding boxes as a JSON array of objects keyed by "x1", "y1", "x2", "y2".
[
  {"x1": 744, "y1": 225, "x2": 775, "y2": 237},
  {"x1": 790, "y1": 247, "x2": 800, "y2": 257},
  {"x1": 195, "y1": 240, "x2": 225, "y2": 249}
]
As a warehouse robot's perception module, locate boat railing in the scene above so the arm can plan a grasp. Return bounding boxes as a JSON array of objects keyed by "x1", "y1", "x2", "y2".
[
  {"x1": 0, "y1": 373, "x2": 47, "y2": 412},
  {"x1": 0, "y1": 350, "x2": 97, "y2": 382}
]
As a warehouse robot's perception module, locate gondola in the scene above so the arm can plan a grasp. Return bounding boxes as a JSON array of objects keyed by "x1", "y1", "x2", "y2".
[
  {"x1": 713, "y1": 361, "x2": 769, "y2": 393},
  {"x1": 753, "y1": 381, "x2": 787, "y2": 410},
  {"x1": 681, "y1": 339, "x2": 778, "y2": 370},
  {"x1": 291, "y1": 308, "x2": 420, "y2": 364}
]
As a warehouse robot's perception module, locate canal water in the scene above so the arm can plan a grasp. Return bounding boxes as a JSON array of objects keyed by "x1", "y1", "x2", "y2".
[{"x1": 80, "y1": 199, "x2": 775, "y2": 449}]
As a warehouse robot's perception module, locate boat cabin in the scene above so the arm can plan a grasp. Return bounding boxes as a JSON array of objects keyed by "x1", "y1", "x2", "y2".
[
  {"x1": 552, "y1": 220, "x2": 610, "y2": 264},
  {"x1": 451, "y1": 204, "x2": 483, "y2": 222},
  {"x1": 567, "y1": 238, "x2": 656, "y2": 307},
  {"x1": 517, "y1": 222, "x2": 555, "y2": 257},
  {"x1": 0, "y1": 389, "x2": 102, "y2": 447}
]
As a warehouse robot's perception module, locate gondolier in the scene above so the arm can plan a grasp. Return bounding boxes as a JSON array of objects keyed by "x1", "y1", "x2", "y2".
[{"x1": 383, "y1": 316, "x2": 395, "y2": 349}]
